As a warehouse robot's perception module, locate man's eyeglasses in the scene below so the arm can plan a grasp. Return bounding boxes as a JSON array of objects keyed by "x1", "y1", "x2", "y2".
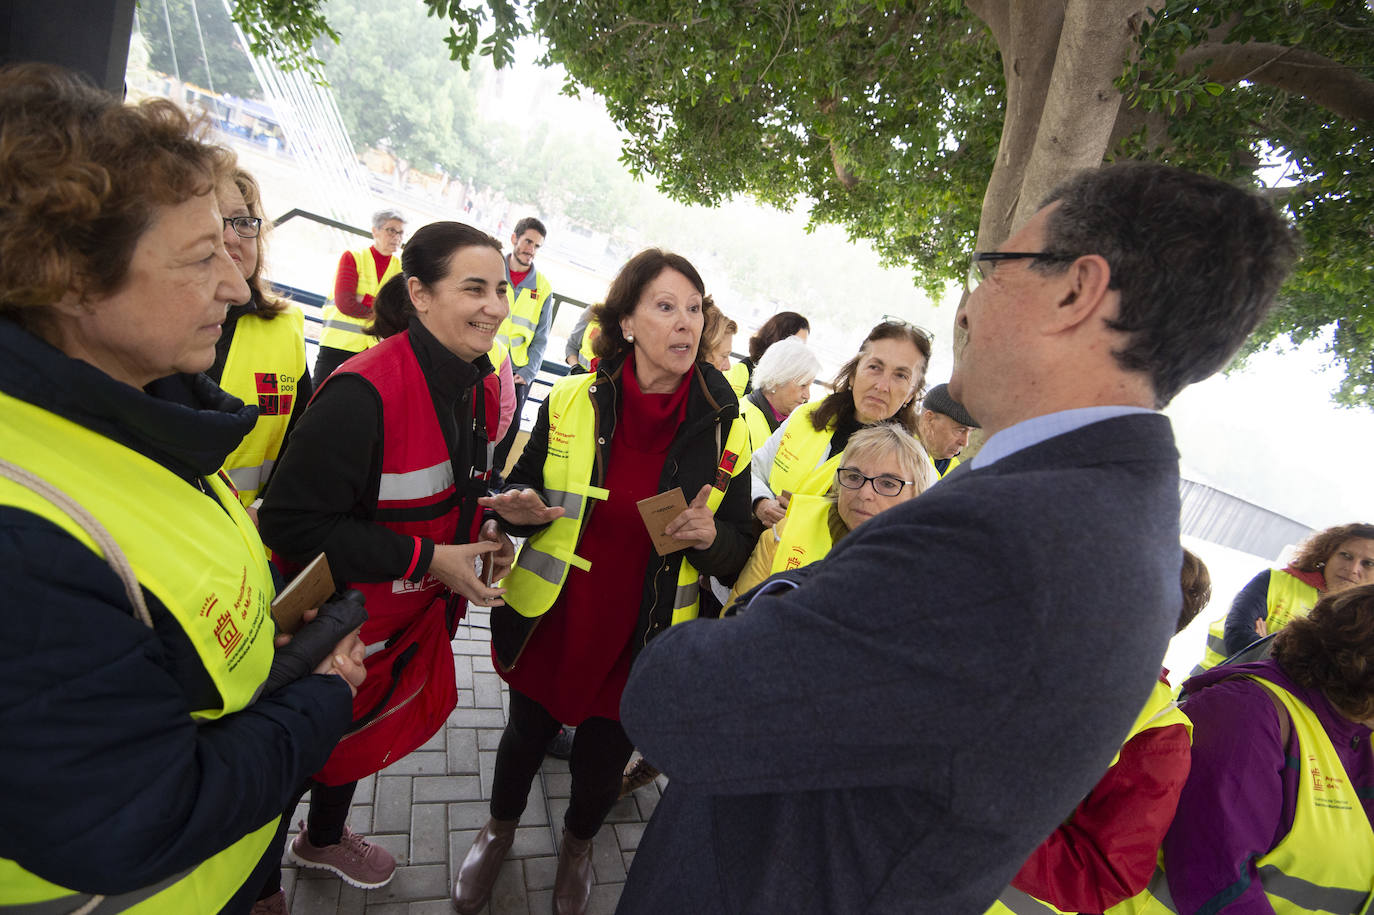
[
  {"x1": 966, "y1": 251, "x2": 1079, "y2": 291},
  {"x1": 835, "y1": 466, "x2": 913, "y2": 497},
  {"x1": 223, "y1": 216, "x2": 262, "y2": 239},
  {"x1": 380, "y1": 227, "x2": 405, "y2": 238}
]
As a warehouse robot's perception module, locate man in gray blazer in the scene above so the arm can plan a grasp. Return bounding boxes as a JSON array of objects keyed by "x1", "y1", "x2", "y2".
[{"x1": 616, "y1": 163, "x2": 1297, "y2": 914}]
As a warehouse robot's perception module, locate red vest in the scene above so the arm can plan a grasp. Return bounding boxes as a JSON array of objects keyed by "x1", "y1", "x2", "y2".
[{"x1": 309, "y1": 331, "x2": 495, "y2": 785}]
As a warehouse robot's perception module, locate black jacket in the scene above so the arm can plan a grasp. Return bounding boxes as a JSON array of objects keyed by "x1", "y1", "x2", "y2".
[
  {"x1": 491, "y1": 353, "x2": 755, "y2": 669},
  {"x1": 0, "y1": 318, "x2": 352, "y2": 898}
]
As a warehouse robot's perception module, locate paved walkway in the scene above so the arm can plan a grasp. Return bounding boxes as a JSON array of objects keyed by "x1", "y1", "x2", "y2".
[{"x1": 282, "y1": 606, "x2": 659, "y2": 915}]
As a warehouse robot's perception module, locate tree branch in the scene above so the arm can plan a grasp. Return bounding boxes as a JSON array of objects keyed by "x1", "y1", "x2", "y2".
[{"x1": 1179, "y1": 41, "x2": 1374, "y2": 123}]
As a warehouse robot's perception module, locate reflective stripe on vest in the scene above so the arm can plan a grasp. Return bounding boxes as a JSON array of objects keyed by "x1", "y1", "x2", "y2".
[
  {"x1": 219, "y1": 307, "x2": 306, "y2": 505},
  {"x1": 502, "y1": 371, "x2": 751, "y2": 624},
  {"x1": 767, "y1": 400, "x2": 841, "y2": 498},
  {"x1": 1135, "y1": 677, "x2": 1374, "y2": 915},
  {"x1": 496, "y1": 270, "x2": 552, "y2": 368},
  {"x1": 1192, "y1": 571, "x2": 1321, "y2": 675},
  {"x1": 986, "y1": 679, "x2": 1193, "y2": 915},
  {"x1": 318, "y1": 248, "x2": 401, "y2": 353},
  {"x1": 769, "y1": 494, "x2": 836, "y2": 576},
  {"x1": 0, "y1": 391, "x2": 278, "y2": 911}
]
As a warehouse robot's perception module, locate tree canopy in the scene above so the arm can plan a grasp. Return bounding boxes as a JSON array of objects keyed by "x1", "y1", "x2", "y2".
[{"x1": 230, "y1": 0, "x2": 1374, "y2": 405}]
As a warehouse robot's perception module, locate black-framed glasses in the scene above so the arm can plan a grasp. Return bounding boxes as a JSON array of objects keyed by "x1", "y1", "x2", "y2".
[
  {"x1": 879, "y1": 314, "x2": 935, "y2": 345},
  {"x1": 379, "y1": 226, "x2": 405, "y2": 238},
  {"x1": 223, "y1": 216, "x2": 262, "y2": 239},
  {"x1": 966, "y1": 251, "x2": 1079, "y2": 291},
  {"x1": 835, "y1": 466, "x2": 913, "y2": 497}
]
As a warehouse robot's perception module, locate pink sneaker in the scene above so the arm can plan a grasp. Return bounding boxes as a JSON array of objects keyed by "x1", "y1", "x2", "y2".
[{"x1": 288, "y1": 824, "x2": 396, "y2": 889}]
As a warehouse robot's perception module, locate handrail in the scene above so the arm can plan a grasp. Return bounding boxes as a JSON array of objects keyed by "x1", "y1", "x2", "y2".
[{"x1": 271, "y1": 208, "x2": 372, "y2": 239}]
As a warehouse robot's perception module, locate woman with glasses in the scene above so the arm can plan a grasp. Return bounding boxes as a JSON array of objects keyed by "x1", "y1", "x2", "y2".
[
  {"x1": 209, "y1": 167, "x2": 311, "y2": 508},
  {"x1": 750, "y1": 320, "x2": 930, "y2": 526},
  {"x1": 730, "y1": 425, "x2": 933, "y2": 601},
  {"x1": 313, "y1": 209, "x2": 406, "y2": 384}
]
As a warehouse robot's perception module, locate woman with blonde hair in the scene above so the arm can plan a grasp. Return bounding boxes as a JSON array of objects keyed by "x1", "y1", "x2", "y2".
[{"x1": 731, "y1": 424, "x2": 933, "y2": 601}]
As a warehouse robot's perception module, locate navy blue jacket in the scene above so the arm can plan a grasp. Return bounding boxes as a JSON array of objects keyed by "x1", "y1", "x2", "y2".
[
  {"x1": 0, "y1": 319, "x2": 352, "y2": 898},
  {"x1": 617, "y1": 413, "x2": 1183, "y2": 914}
]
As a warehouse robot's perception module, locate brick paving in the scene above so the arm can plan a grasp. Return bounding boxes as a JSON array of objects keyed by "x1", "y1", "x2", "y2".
[{"x1": 282, "y1": 607, "x2": 660, "y2": 915}]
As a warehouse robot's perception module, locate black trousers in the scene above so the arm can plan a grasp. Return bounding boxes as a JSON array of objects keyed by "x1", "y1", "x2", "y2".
[
  {"x1": 254, "y1": 779, "x2": 357, "y2": 899},
  {"x1": 311, "y1": 344, "x2": 356, "y2": 387},
  {"x1": 491, "y1": 380, "x2": 531, "y2": 475},
  {"x1": 490, "y1": 688, "x2": 635, "y2": 840}
]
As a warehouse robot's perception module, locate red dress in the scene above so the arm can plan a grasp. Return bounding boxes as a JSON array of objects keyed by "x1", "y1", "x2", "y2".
[{"x1": 501, "y1": 355, "x2": 692, "y2": 724}]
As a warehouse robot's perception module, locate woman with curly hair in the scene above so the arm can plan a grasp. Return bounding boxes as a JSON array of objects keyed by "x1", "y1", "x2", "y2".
[
  {"x1": 1161, "y1": 585, "x2": 1374, "y2": 913},
  {"x1": 1195, "y1": 522, "x2": 1374, "y2": 671}
]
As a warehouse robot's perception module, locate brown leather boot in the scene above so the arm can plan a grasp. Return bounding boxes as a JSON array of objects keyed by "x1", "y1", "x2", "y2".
[
  {"x1": 551, "y1": 828, "x2": 595, "y2": 915},
  {"x1": 451, "y1": 817, "x2": 518, "y2": 914}
]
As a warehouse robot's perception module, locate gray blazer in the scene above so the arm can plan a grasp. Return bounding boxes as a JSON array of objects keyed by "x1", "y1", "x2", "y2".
[{"x1": 617, "y1": 413, "x2": 1182, "y2": 915}]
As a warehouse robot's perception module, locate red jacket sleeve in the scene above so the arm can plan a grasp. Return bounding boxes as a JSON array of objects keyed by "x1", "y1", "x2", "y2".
[
  {"x1": 333, "y1": 251, "x2": 372, "y2": 318},
  {"x1": 1010, "y1": 721, "x2": 1192, "y2": 912}
]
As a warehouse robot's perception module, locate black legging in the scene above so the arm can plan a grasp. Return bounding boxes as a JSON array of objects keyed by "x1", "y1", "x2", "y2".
[
  {"x1": 254, "y1": 779, "x2": 357, "y2": 900},
  {"x1": 490, "y1": 688, "x2": 635, "y2": 840}
]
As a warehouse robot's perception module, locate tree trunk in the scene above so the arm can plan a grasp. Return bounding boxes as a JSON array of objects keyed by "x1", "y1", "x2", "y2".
[{"x1": 1012, "y1": 0, "x2": 1146, "y2": 228}]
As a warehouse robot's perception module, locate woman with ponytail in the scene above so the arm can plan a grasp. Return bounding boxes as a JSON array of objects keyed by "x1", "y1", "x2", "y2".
[{"x1": 257, "y1": 222, "x2": 515, "y2": 899}]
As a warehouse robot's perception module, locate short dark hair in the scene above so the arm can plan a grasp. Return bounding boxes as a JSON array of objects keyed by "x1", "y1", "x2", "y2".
[
  {"x1": 810, "y1": 321, "x2": 930, "y2": 435},
  {"x1": 591, "y1": 248, "x2": 710, "y2": 363},
  {"x1": 0, "y1": 63, "x2": 233, "y2": 322},
  {"x1": 513, "y1": 217, "x2": 546, "y2": 240},
  {"x1": 371, "y1": 221, "x2": 502, "y2": 338},
  {"x1": 1291, "y1": 523, "x2": 1374, "y2": 573},
  {"x1": 1036, "y1": 162, "x2": 1297, "y2": 408},
  {"x1": 748, "y1": 311, "x2": 810, "y2": 363},
  {"x1": 1273, "y1": 583, "x2": 1374, "y2": 722},
  {"x1": 1178, "y1": 548, "x2": 1211, "y2": 634}
]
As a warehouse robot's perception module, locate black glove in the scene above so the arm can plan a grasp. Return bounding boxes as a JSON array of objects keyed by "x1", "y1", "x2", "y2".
[{"x1": 260, "y1": 589, "x2": 368, "y2": 696}]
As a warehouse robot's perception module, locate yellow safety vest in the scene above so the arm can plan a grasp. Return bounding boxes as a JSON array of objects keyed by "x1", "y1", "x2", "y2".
[
  {"x1": 985, "y1": 679, "x2": 1193, "y2": 915},
  {"x1": 219, "y1": 307, "x2": 306, "y2": 505},
  {"x1": 739, "y1": 397, "x2": 774, "y2": 454},
  {"x1": 319, "y1": 247, "x2": 401, "y2": 353},
  {"x1": 768, "y1": 400, "x2": 842, "y2": 498},
  {"x1": 576, "y1": 318, "x2": 599, "y2": 371},
  {"x1": 496, "y1": 269, "x2": 553, "y2": 369},
  {"x1": 0, "y1": 391, "x2": 279, "y2": 913},
  {"x1": 931, "y1": 453, "x2": 961, "y2": 478},
  {"x1": 1194, "y1": 571, "x2": 1321, "y2": 675},
  {"x1": 768, "y1": 494, "x2": 837, "y2": 575},
  {"x1": 723, "y1": 361, "x2": 750, "y2": 397},
  {"x1": 501, "y1": 371, "x2": 752, "y2": 624},
  {"x1": 1131, "y1": 678, "x2": 1374, "y2": 915}
]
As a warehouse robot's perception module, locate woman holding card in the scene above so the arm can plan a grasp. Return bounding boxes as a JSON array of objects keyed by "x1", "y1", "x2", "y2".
[
  {"x1": 258, "y1": 221, "x2": 513, "y2": 898},
  {"x1": 453, "y1": 248, "x2": 755, "y2": 915}
]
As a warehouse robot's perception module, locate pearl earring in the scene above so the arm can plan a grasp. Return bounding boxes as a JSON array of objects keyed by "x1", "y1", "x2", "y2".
[{"x1": 626, "y1": 333, "x2": 635, "y2": 343}]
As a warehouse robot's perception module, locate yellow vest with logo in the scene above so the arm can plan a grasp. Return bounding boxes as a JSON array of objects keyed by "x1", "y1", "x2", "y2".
[
  {"x1": 0, "y1": 391, "x2": 279, "y2": 913},
  {"x1": 1129, "y1": 678, "x2": 1374, "y2": 915},
  {"x1": 219, "y1": 307, "x2": 306, "y2": 505},
  {"x1": 319, "y1": 247, "x2": 401, "y2": 353},
  {"x1": 986, "y1": 679, "x2": 1193, "y2": 915},
  {"x1": 496, "y1": 269, "x2": 553, "y2": 369},
  {"x1": 1194, "y1": 571, "x2": 1321, "y2": 675},
  {"x1": 501, "y1": 371, "x2": 751, "y2": 624},
  {"x1": 768, "y1": 400, "x2": 841, "y2": 498},
  {"x1": 576, "y1": 318, "x2": 599, "y2": 370},
  {"x1": 769, "y1": 494, "x2": 837, "y2": 576}
]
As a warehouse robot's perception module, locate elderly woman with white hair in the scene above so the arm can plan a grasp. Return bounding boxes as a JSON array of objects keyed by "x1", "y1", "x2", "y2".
[
  {"x1": 313, "y1": 207, "x2": 408, "y2": 383},
  {"x1": 739, "y1": 335, "x2": 821, "y2": 450},
  {"x1": 729, "y1": 424, "x2": 934, "y2": 602}
]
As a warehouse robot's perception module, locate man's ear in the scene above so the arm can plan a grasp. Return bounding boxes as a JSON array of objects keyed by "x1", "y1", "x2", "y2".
[{"x1": 1045, "y1": 254, "x2": 1113, "y2": 334}]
